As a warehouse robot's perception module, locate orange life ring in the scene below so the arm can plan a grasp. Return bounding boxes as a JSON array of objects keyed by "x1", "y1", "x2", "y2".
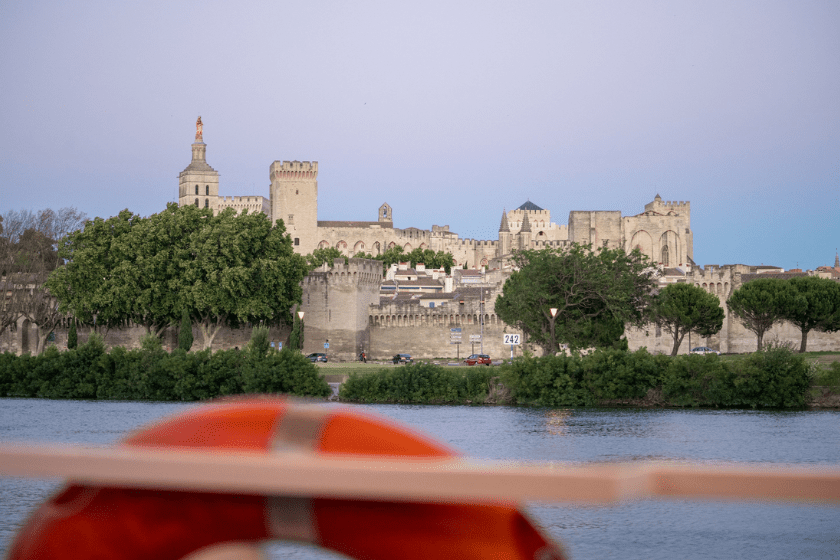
[{"x1": 8, "y1": 398, "x2": 566, "y2": 560}]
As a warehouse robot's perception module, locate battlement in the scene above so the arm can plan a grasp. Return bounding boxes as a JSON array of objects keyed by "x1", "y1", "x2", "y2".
[
  {"x1": 305, "y1": 258, "x2": 383, "y2": 286},
  {"x1": 644, "y1": 197, "x2": 691, "y2": 214},
  {"x1": 270, "y1": 160, "x2": 318, "y2": 180}
]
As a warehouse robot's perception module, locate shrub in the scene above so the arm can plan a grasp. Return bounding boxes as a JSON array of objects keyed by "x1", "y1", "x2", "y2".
[
  {"x1": 499, "y1": 354, "x2": 587, "y2": 406},
  {"x1": 662, "y1": 354, "x2": 732, "y2": 407}
]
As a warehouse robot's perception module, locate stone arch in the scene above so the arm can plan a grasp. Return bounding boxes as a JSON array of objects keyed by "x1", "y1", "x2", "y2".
[
  {"x1": 388, "y1": 242, "x2": 396, "y2": 249},
  {"x1": 403, "y1": 243, "x2": 412, "y2": 252},
  {"x1": 661, "y1": 245, "x2": 670, "y2": 267},
  {"x1": 318, "y1": 240, "x2": 330, "y2": 249},
  {"x1": 480, "y1": 257, "x2": 489, "y2": 267},
  {"x1": 354, "y1": 241, "x2": 365, "y2": 253},
  {"x1": 419, "y1": 243, "x2": 427, "y2": 250},
  {"x1": 659, "y1": 230, "x2": 680, "y2": 267},
  {"x1": 373, "y1": 241, "x2": 381, "y2": 255},
  {"x1": 336, "y1": 240, "x2": 348, "y2": 251},
  {"x1": 628, "y1": 230, "x2": 653, "y2": 261},
  {"x1": 717, "y1": 282, "x2": 723, "y2": 295}
]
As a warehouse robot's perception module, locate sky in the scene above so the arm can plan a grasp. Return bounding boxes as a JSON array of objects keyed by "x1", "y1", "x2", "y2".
[{"x1": 1, "y1": 0, "x2": 838, "y2": 270}]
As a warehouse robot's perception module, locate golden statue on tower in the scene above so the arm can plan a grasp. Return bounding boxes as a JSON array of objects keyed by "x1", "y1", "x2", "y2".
[{"x1": 196, "y1": 116, "x2": 203, "y2": 141}]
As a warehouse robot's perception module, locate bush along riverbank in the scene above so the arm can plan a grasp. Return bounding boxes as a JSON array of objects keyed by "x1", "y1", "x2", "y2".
[
  {"x1": 0, "y1": 334, "x2": 331, "y2": 401},
  {"x1": 340, "y1": 347, "x2": 833, "y2": 409}
]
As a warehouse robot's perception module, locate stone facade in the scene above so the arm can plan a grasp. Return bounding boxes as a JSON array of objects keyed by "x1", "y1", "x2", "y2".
[{"x1": 177, "y1": 120, "x2": 693, "y2": 269}]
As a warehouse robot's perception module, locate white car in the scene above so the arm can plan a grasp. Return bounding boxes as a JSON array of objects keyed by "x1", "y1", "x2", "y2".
[{"x1": 690, "y1": 346, "x2": 720, "y2": 355}]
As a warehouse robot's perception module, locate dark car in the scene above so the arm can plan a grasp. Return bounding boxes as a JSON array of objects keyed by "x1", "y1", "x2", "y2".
[
  {"x1": 306, "y1": 353, "x2": 328, "y2": 363},
  {"x1": 393, "y1": 353, "x2": 413, "y2": 364},
  {"x1": 464, "y1": 354, "x2": 491, "y2": 366}
]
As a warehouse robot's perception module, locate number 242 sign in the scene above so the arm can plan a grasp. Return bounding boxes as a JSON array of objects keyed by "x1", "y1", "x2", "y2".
[{"x1": 503, "y1": 334, "x2": 521, "y2": 345}]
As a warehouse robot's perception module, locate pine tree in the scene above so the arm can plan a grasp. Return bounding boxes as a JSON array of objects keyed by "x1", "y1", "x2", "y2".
[
  {"x1": 178, "y1": 310, "x2": 193, "y2": 352},
  {"x1": 67, "y1": 320, "x2": 77, "y2": 349}
]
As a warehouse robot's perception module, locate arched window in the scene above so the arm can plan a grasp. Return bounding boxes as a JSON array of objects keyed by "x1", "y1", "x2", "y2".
[
  {"x1": 661, "y1": 245, "x2": 670, "y2": 266},
  {"x1": 204, "y1": 199, "x2": 209, "y2": 208},
  {"x1": 194, "y1": 198, "x2": 199, "y2": 207},
  {"x1": 205, "y1": 185, "x2": 209, "y2": 195},
  {"x1": 195, "y1": 185, "x2": 199, "y2": 195}
]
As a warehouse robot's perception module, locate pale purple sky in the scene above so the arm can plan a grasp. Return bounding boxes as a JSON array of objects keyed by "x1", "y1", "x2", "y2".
[{"x1": 1, "y1": 0, "x2": 838, "y2": 269}]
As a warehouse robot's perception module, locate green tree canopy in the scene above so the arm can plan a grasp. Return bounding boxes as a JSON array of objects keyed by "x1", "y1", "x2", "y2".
[
  {"x1": 183, "y1": 208, "x2": 308, "y2": 350},
  {"x1": 648, "y1": 283, "x2": 724, "y2": 356},
  {"x1": 47, "y1": 204, "x2": 308, "y2": 351},
  {"x1": 495, "y1": 244, "x2": 655, "y2": 353},
  {"x1": 305, "y1": 247, "x2": 346, "y2": 269},
  {"x1": 726, "y1": 278, "x2": 792, "y2": 351},
  {"x1": 353, "y1": 245, "x2": 454, "y2": 274},
  {"x1": 778, "y1": 276, "x2": 840, "y2": 352}
]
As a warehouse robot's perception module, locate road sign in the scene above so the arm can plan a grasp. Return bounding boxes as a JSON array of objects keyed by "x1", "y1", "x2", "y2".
[
  {"x1": 503, "y1": 334, "x2": 521, "y2": 345},
  {"x1": 450, "y1": 328, "x2": 462, "y2": 332},
  {"x1": 450, "y1": 341, "x2": 462, "y2": 345},
  {"x1": 469, "y1": 335, "x2": 481, "y2": 340},
  {"x1": 324, "y1": 343, "x2": 329, "y2": 349}
]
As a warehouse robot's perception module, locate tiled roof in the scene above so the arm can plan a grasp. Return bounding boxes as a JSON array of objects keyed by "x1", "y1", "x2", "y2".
[{"x1": 517, "y1": 200, "x2": 543, "y2": 211}]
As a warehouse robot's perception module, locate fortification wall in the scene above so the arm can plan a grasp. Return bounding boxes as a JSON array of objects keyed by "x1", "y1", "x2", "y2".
[
  {"x1": 216, "y1": 195, "x2": 270, "y2": 216},
  {"x1": 367, "y1": 302, "x2": 523, "y2": 360},
  {"x1": 299, "y1": 258, "x2": 382, "y2": 361}
]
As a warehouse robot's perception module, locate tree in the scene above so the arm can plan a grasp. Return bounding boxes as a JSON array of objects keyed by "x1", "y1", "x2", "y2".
[
  {"x1": 352, "y1": 246, "x2": 455, "y2": 274},
  {"x1": 67, "y1": 320, "x2": 78, "y2": 349},
  {"x1": 183, "y1": 208, "x2": 308, "y2": 350},
  {"x1": 46, "y1": 209, "x2": 144, "y2": 334},
  {"x1": 178, "y1": 309, "x2": 193, "y2": 352},
  {"x1": 1, "y1": 207, "x2": 87, "y2": 352},
  {"x1": 726, "y1": 278, "x2": 792, "y2": 351},
  {"x1": 47, "y1": 204, "x2": 309, "y2": 351},
  {"x1": 495, "y1": 244, "x2": 656, "y2": 353},
  {"x1": 778, "y1": 276, "x2": 840, "y2": 353},
  {"x1": 648, "y1": 283, "x2": 724, "y2": 356},
  {"x1": 306, "y1": 247, "x2": 346, "y2": 269}
]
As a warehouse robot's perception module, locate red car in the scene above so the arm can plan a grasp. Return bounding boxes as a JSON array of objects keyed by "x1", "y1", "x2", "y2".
[{"x1": 464, "y1": 354, "x2": 491, "y2": 366}]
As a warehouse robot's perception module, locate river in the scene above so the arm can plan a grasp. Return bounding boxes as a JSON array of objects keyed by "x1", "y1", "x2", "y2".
[{"x1": 1, "y1": 399, "x2": 838, "y2": 559}]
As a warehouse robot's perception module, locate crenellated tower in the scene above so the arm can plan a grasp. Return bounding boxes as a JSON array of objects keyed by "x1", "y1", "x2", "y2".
[
  {"x1": 269, "y1": 160, "x2": 319, "y2": 254},
  {"x1": 178, "y1": 116, "x2": 219, "y2": 210}
]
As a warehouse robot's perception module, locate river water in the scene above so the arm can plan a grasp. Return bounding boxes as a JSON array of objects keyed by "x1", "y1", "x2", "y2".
[{"x1": 1, "y1": 399, "x2": 838, "y2": 559}]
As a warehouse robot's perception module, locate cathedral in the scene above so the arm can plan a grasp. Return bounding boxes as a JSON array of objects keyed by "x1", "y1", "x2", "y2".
[{"x1": 178, "y1": 117, "x2": 693, "y2": 268}]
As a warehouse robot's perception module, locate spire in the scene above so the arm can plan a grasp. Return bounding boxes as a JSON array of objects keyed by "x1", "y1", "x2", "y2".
[
  {"x1": 835, "y1": 250, "x2": 839, "y2": 269},
  {"x1": 520, "y1": 211, "x2": 531, "y2": 233},
  {"x1": 499, "y1": 210, "x2": 510, "y2": 233}
]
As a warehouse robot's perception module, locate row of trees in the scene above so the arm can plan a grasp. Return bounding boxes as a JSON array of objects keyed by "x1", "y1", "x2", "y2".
[
  {"x1": 306, "y1": 245, "x2": 455, "y2": 274},
  {"x1": 44, "y1": 204, "x2": 309, "y2": 351},
  {"x1": 495, "y1": 246, "x2": 840, "y2": 356},
  {"x1": 728, "y1": 276, "x2": 840, "y2": 352},
  {"x1": 1, "y1": 208, "x2": 88, "y2": 353}
]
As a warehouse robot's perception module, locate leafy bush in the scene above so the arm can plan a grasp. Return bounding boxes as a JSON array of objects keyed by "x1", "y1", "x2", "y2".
[
  {"x1": 729, "y1": 347, "x2": 811, "y2": 408},
  {"x1": 499, "y1": 354, "x2": 588, "y2": 406},
  {"x1": 340, "y1": 363, "x2": 490, "y2": 404},
  {"x1": 662, "y1": 354, "x2": 732, "y2": 407}
]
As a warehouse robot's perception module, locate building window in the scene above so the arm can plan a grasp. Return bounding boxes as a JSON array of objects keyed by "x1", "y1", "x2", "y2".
[
  {"x1": 661, "y1": 245, "x2": 670, "y2": 266},
  {"x1": 204, "y1": 199, "x2": 209, "y2": 208},
  {"x1": 205, "y1": 185, "x2": 209, "y2": 195},
  {"x1": 194, "y1": 198, "x2": 199, "y2": 207},
  {"x1": 294, "y1": 238, "x2": 300, "y2": 246},
  {"x1": 429, "y1": 302, "x2": 435, "y2": 308},
  {"x1": 195, "y1": 185, "x2": 199, "y2": 195}
]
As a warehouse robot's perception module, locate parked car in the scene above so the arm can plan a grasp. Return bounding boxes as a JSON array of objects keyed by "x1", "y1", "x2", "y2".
[
  {"x1": 393, "y1": 353, "x2": 413, "y2": 364},
  {"x1": 464, "y1": 354, "x2": 492, "y2": 366},
  {"x1": 689, "y1": 347, "x2": 720, "y2": 355},
  {"x1": 306, "y1": 352, "x2": 328, "y2": 362}
]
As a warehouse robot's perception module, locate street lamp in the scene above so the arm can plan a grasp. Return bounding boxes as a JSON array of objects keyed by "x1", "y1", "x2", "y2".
[
  {"x1": 549, "y1": 308, "x2": 558, "y2": 355},
  {"x1": 296, "y1": 311, "x2": 304, "y2": 352}
]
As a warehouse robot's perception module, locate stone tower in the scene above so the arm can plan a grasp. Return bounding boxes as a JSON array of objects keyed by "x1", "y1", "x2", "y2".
[
  {"x1": 518, "y1": 212, "x2": 532, "y2": 250},
  {"x1": 498, "y1": 209, "x2": 511, "y2": 257},
  {"x1": 269, "y1": 160, "x2": 319, "y2": 254},
  {"x1": 178, "y1": 117, "x2": 219, "y2": 210}
]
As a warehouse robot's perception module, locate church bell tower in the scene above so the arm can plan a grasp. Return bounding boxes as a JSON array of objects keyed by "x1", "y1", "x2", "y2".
[{"x1": 178, "y1": 116, "x2": 219, "y2": 211}]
